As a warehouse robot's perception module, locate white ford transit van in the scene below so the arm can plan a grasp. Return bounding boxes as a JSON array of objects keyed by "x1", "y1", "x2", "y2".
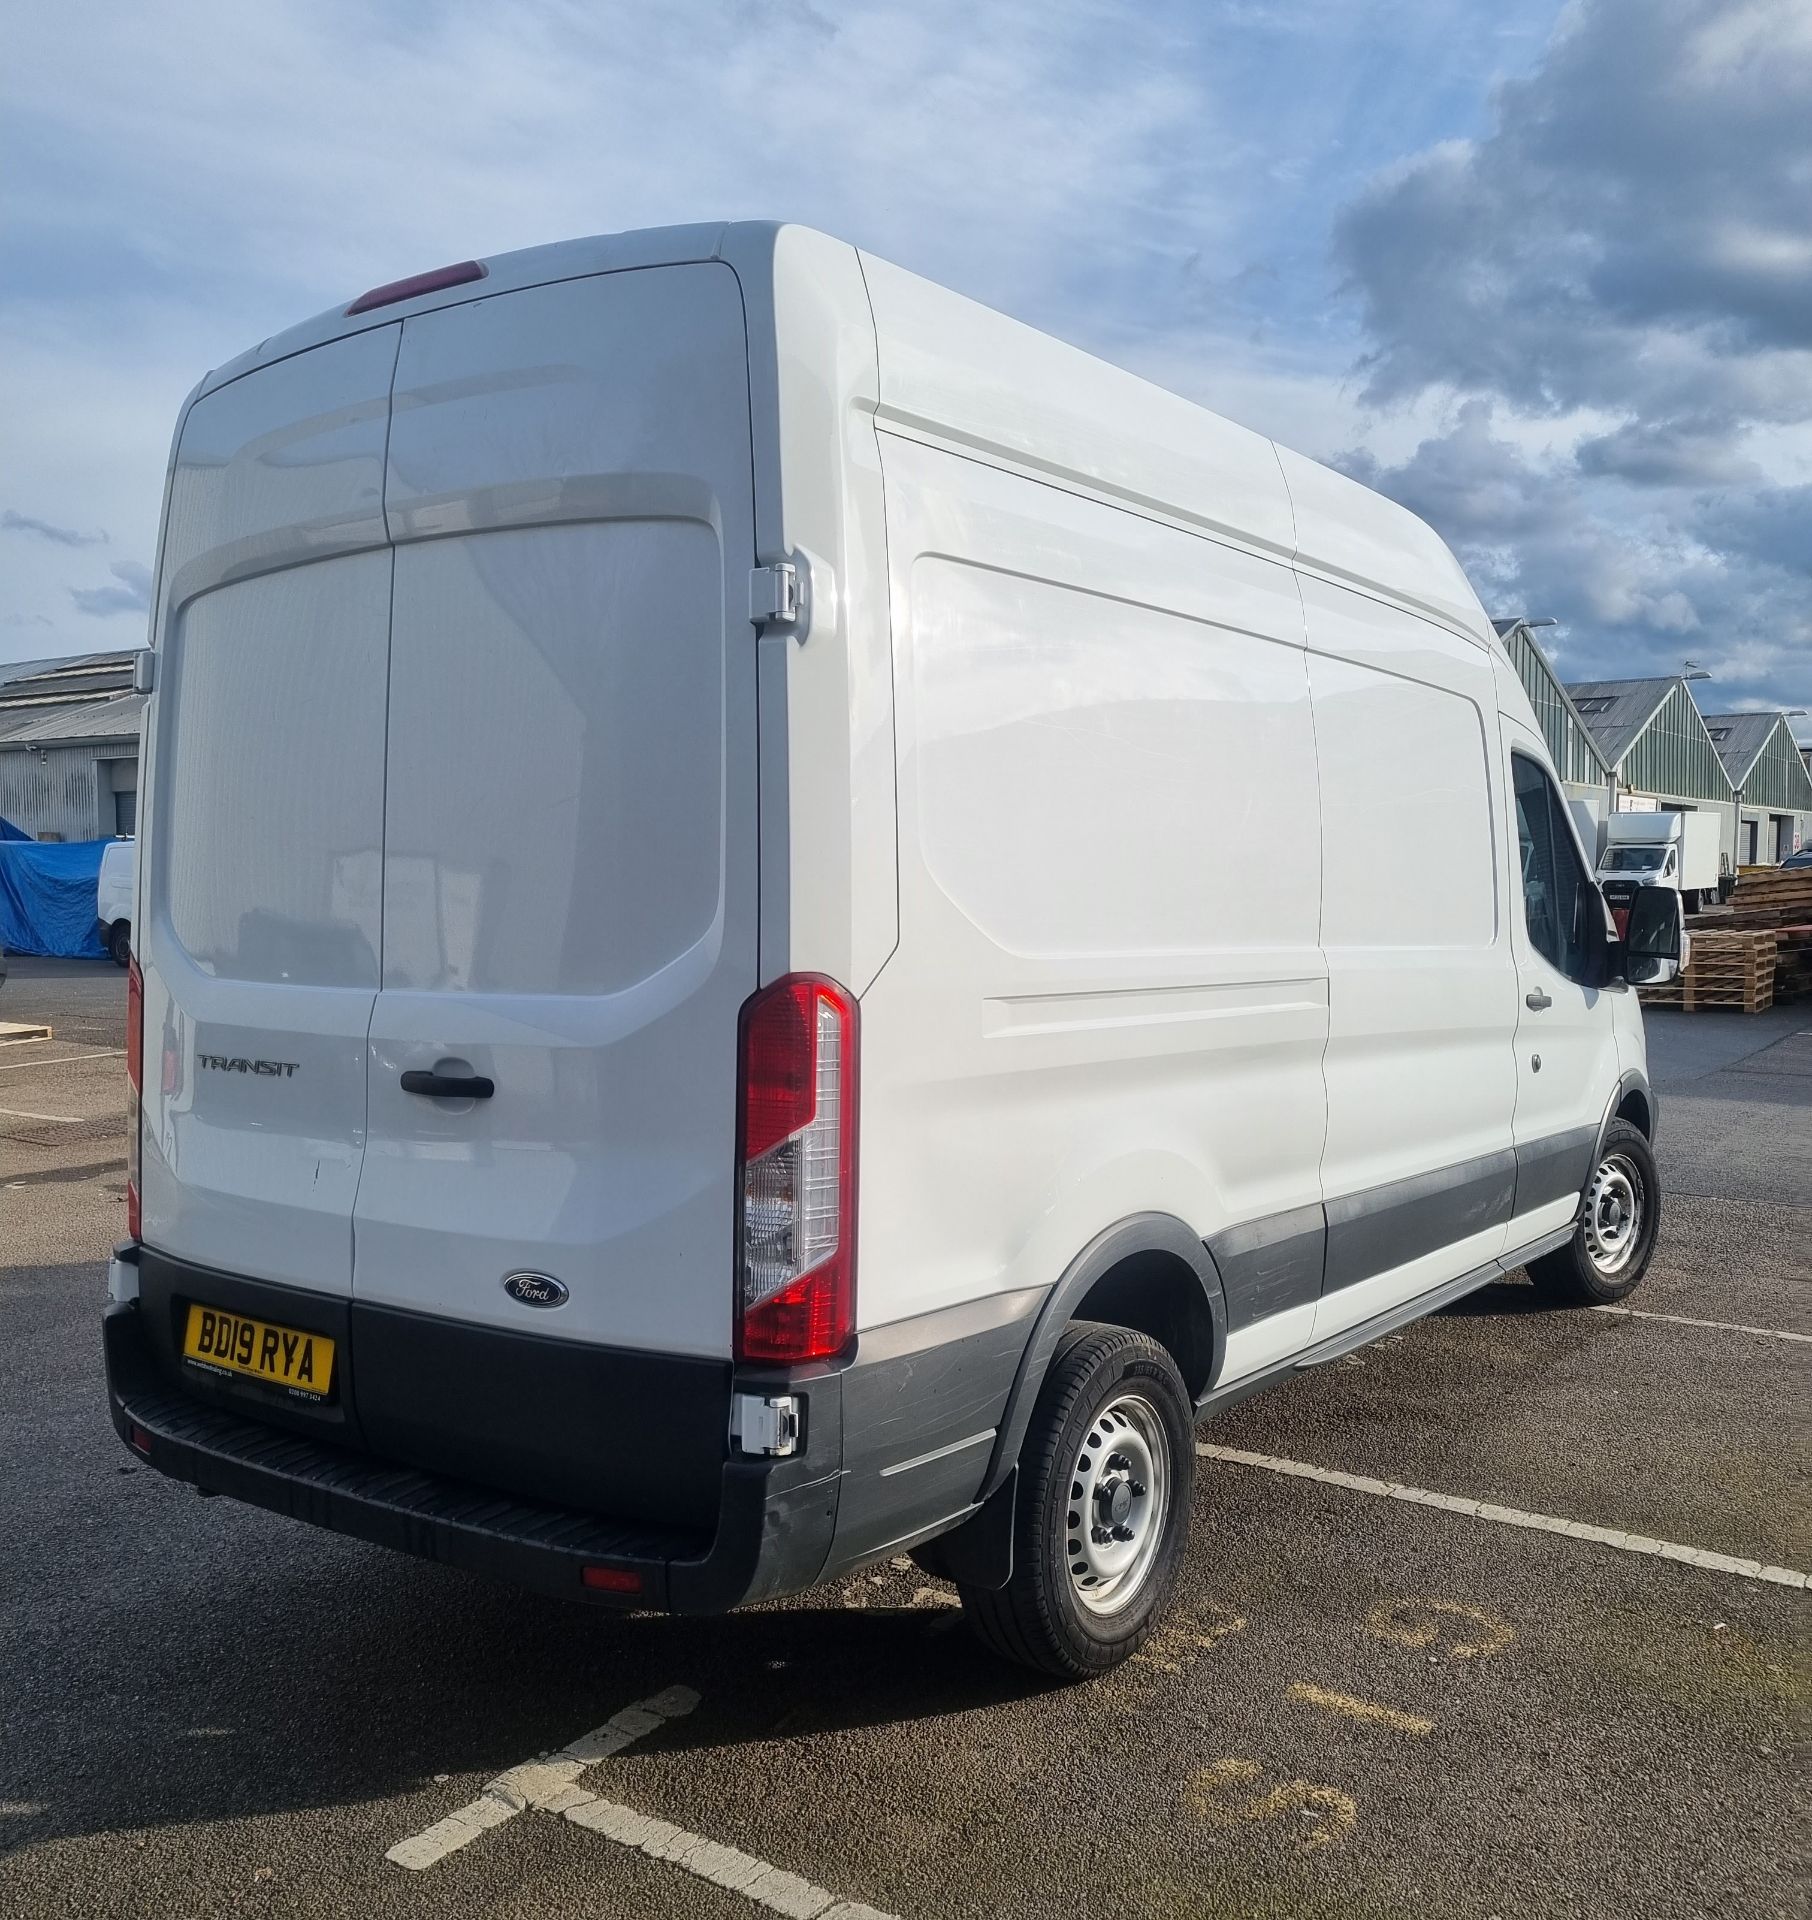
[
  {"x1": 107, "y1": 224, "x2": 1682, "y2": 1677},
  {"x1": 96, "y1": 837, "x2": 136, "y2": 967}
]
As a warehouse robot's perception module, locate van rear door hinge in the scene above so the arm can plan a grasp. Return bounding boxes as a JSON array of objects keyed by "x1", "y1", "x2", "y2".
[{"x1": 748, "y1": 562, "x2": 801, "y2": 632}]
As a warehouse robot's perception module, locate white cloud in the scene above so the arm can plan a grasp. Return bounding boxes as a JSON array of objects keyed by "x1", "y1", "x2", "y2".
[{"x1": 2, "y1": 0, "x2": 1257, "y2": 658}]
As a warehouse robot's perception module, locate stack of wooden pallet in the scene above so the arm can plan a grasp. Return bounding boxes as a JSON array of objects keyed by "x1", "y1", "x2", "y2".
[
  {"x1": 1724, "y1": 867, "x2": 1812, "y2": 1005},
  {"x1": 1638, "y1": 928, "x2": 1777, "y2": 1013},
  {"x1": 1775, "y1": 925, "x2": 1812, "y2": 1003},
  {"x1": 1726, "y1": 867, "x2": 1812, "y2": 929}
]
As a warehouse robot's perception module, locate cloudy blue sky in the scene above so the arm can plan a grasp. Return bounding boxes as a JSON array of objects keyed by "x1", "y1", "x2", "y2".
[{"x1": 3, "y1": 0, "x2": 1807, "y2": 735}]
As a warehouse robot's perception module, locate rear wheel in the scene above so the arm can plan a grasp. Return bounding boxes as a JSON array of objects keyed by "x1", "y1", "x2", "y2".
[
  {"x1": 1527, "y1": 1119, "x2": 1659, "y2": 1306},
  {"x1": 108, "y1": 921, "x2": 131, "y2": 968},
  {"x1": 958, "y1": 1322, "x2": 1193, "y2": 1679}
]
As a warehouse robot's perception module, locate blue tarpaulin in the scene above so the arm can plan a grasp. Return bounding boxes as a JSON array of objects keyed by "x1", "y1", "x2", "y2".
[
  {"x1": 0, "y1": 815, "x2": 30, "y2": 842},
  {"x1": 0, "y1": 838, "x2": 108, "y2": 958}
]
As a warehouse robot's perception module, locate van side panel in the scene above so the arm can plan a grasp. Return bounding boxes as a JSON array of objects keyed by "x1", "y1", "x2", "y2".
[
  {"x1": 858, "y1": 250, "x2": 1296, "y2": 562},
  {"x1": 1276, "y1": 444, "x2": 1486, "y2": 645},
  {"x1": 140, "y1": 327, "x2": 400, "y2": 1295},
  {"x1": 840, "y1": 433, "x2": 1326, "y2": 1551},
  {"x1": 352, "y1": 265, "x2": 758, "y2": 1362},
  {"x1": 725, "y1": 226, "x2": 897, "y2": 993},
  {"x1": 1299, "y1": 575, "x2": 1520, "y2": 1337}
]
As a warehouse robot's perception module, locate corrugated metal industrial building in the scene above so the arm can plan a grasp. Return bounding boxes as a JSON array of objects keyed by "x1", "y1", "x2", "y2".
[
  {"x1": 1563, "y1": 676, "x2": 1737, "y2": 870},
  {"x1": 1703, "y1": 712, "x2": 1812, "y2": 865},
  {"x1": 0, "y1": 651, "x2": 146, "y2": 841},
  {"x1": 1493, "y1": 625, "x2": 1808, "y2": 872},
  {"x1": 1492, "y1": 620, "x2": 1613, "y2": 844}
]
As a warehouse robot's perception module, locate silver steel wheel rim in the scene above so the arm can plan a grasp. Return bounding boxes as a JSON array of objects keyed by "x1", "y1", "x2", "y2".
[
  {"x1": 1584, "y1": 1151, "x2": 1644, "y2": 1275},
  {"x1": 1064, "y1": 1394, "x2": 1170, "y2": 1617}
]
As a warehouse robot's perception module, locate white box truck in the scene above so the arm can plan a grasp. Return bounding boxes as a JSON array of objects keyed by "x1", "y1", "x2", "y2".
[
  {"x1": 106, "y1": 224, "x2": 1683, "y2": 1678},
  {"x1": 1598, "y1": 810, "x2": 1722, "y2": 914}
]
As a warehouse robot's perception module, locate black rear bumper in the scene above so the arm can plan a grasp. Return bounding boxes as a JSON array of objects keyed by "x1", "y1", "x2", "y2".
[{"x1": 105, "y1": 1293, "x2": 842, "y2": 1615}]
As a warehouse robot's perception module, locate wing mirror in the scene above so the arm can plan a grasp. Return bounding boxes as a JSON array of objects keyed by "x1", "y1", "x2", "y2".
[{"x1": 1618, "y1": 883, "x2": 1685, "y2": 986}]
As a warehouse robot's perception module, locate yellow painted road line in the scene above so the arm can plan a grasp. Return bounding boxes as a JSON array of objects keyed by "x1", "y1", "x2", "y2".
[
  {"x1": 1592, "y1": 1304, "x2": 1812, "y2": 1344},
  {"x1": 1287, "y1": 1681, "x2": 1433, "y2": 1736},
  {"x1": 1197, "y1": 1444, "x2": 1810, "y2": 1590}
]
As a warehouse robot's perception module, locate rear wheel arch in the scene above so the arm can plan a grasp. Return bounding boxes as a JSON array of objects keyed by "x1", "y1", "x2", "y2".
[{"x1": 980, "y1": 1214, "x2": 1223, "y2": 1506}]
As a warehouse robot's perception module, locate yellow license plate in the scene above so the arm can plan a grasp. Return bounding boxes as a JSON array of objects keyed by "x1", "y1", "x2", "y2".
[{"x1": 182, "y1": 1303, "x2": 336, "y2": 1400}]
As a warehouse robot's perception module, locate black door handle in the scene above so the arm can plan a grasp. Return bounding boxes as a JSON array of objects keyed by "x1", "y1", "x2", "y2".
[{"x1": 401, "y1": 1070, "x2": 494, "y2": 1100}]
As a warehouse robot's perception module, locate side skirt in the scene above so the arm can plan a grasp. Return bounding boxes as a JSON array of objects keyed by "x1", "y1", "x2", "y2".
[{"x1": 1196, "y1": 1222, "x2": 1577, "y2": 1417}]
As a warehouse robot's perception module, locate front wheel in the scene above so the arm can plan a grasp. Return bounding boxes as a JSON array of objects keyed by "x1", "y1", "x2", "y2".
[
  {"x1": 958, "y1": 1322, "x2": 1193, "y2": 1679},
  {"x1": 108, "y1": 921, "x2": 131, "y2": 968},
  {"x1": 1527, "y1": 1119, "x2": 1660, "y2": 1306}
]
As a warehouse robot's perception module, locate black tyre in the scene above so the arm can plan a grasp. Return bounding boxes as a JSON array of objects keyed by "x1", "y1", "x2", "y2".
[
  {"x1": 108, "y1": 921, "x2": 131, "y2": 968},
  {"x1": 958, "y1": 1322, "x2": 1193, "y2": 1679},
  {"x1": 1527, "y1": 1119, "x2": 1660, "y2": 1306}
]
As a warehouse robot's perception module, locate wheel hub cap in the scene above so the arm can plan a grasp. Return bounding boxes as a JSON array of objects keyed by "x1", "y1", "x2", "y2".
[
  {"x1": 1065, "y1": 1396, "x2": 1170, "y2": 1617},
  {"x1": 1099, "y1": 1479, "x2": 1134, "y2": 1527}
]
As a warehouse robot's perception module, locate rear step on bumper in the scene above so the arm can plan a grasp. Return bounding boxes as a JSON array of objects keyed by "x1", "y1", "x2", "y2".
[{"x1": 104, "y1": 1302, "x2": 840, "y2": 1614}]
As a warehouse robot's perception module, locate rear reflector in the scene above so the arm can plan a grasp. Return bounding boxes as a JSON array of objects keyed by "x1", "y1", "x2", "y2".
[
  {"x1": 346, "y1": 260, "x2": 486, "y2": 315},
  {"x1": 581, "y1": 1565, "x2": 643, "y2": 1594},
  {"x1": 128, "y1": 1424, "x2": 153, "y2": 1456},
  {"x1": 736, "y1": 975, "x2": 858, "y2": 1365}
]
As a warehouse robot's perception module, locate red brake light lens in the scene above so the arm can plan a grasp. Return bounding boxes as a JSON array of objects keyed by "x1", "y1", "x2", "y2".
[
  {"x1": 581, "y1": 1565, "x2": 644, "y2": 1594},
  {"x1": 346, "y1": 260, "x2": 486, "y2": 316},
  {"x1": 736, "y1": 976, "x2": 858, "y2": 1365}
]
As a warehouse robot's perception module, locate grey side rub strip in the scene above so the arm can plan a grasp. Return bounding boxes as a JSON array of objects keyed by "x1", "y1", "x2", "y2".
[
  {"x1": 1323, "y1": 1147, "x2": 1518, "y2": 1295},
  {"x1": 1512, "y1": 1125, "x2": 1598, "y2": 1218},
  {"x1": 1208, "y1": 1129, "x2": 1592, "y2": 1316},
  {"x1": 1209, "y1": 1203, "x2": 1326, "y2": 1331}
]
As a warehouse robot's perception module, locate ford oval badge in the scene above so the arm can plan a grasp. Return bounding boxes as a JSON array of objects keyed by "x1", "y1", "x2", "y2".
[{"x1": 502, "y1": 1271, "x2": 569, "y2": 1309}]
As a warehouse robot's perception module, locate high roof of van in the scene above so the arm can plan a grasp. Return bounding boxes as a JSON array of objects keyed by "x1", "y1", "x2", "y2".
[{"x1": 192, "y1": 221, "x2": 1489, "y2": 644}]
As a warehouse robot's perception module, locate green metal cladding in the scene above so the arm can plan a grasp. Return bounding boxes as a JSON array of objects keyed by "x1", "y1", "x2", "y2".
[
  {"x1": 1501, "y1": 625, "x2": 1608, "y2": 786},
  {"x1": 1621, "y1": 682, "x2": 1732, "y2": 801},
  {"x1": 1740, "y1": 718, "x2": 1812, "y2": 811}
]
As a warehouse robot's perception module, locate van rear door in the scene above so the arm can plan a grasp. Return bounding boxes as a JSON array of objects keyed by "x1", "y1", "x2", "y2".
[
  {"x1": 139, "y1": 327, "x2": 399, "y2": 1294},
  {"x1": 351, "y1": 265, "x2": 759, "y2": 1363}
]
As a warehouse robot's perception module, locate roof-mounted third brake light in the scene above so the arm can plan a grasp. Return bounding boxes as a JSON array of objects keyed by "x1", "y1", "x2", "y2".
[{"x1": 346, "y1": 260, "x2": 486, "y2": 316}]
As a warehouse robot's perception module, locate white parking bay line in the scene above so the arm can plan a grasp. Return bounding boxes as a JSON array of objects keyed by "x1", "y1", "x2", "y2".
[
  {"x1": 1592, "y1": 1304, "x2": 1812, "y2": 1344},
  {"x1": 0, "y1": 1047, "x2": 124, "y2": 1072},
  {"x1": 386, "y1": 1684, "x2": 700, "y2": 1871},
  {"x1": 1198, "y1": 1444, "x2": 1810, "y2": 1590},
  {"x1": 0, "y1": 1106, "x2": 82, "y2": 1124},
  {"x1": 562, "y1": 1796, "x2": 898, "y2": 1920}
]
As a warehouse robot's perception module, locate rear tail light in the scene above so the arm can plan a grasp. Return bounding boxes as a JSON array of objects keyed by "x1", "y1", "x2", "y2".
[
  {"x1": 735, "y1": 975, "x2": 858, "y2": 1364},
  {"x1": 125, "y1": 956, "x2": 143, "y2": 1242}
]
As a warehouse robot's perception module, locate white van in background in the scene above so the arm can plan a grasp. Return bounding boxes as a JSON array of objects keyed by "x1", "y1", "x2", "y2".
[
  {"x1": 106, "y1": 224, "x2": 1683, "y2": 1678},
  {"x1": 96, "y1": 838, "x2": 136, "y2": 967}
]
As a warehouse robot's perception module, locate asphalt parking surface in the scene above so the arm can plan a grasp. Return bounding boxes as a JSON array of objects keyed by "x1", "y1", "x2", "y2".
[{"x1": 2, "y1": 958, "x2": 1806, "y2": 1919}]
